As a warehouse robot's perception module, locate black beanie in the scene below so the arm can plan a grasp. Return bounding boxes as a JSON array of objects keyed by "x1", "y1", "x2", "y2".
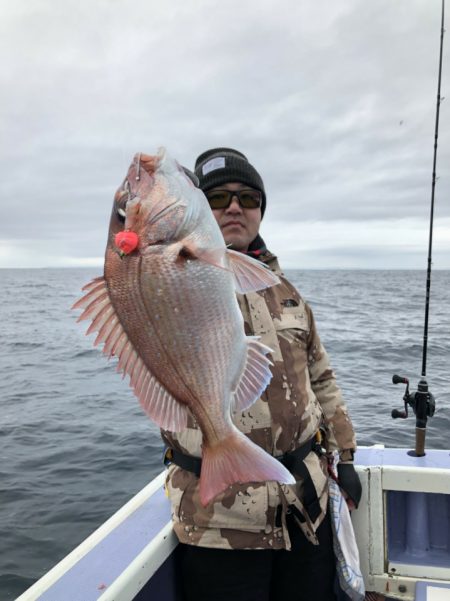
[{"x1": 194, "y1": 148, "x2": 266, "y2": 217}]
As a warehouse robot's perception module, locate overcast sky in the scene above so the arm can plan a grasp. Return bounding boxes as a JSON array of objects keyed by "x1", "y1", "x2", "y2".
[{"x1": 1, "y1": 0, "x2": 449, "y2": 269}]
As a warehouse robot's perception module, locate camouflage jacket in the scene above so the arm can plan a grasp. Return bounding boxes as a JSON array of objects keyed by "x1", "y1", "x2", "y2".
[{"x1": 162, "y1": 251, "x2": 356, "y2": 550}]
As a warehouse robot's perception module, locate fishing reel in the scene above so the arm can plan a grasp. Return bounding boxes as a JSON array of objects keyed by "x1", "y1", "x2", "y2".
[
  {"x1": 391, "y1": 375, "x2": 436, "y2": 421},
  {"x1": 391, "y1": 375, "x2": 436, "y2": 456}
]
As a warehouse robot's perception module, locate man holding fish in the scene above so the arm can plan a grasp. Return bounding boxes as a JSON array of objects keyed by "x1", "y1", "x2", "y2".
[
  {"x1": 163, "y1": 148, "x2": 361, "y2": 601},
  {"x1": 75, "y1": 147, "x2": 361, "y2": 601}
]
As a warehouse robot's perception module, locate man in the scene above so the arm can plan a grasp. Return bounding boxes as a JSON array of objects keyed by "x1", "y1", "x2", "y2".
[{"x1": 162, "y1": 148, "x2": 361, "y2": 601}]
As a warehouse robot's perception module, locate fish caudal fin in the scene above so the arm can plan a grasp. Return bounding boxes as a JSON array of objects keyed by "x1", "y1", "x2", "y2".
[{"x1": 199, "y1": 431, "x2": 295, "y2": 506}]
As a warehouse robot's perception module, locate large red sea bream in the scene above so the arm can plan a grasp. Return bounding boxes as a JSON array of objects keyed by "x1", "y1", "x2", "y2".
[{"x1": 73, "y1": 149, "x2": 294, "y2": 505}]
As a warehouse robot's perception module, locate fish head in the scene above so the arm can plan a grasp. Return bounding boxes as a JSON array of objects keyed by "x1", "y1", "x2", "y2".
[{"x1": 108, "y1": 148, "x2": 204, "y2": 257}]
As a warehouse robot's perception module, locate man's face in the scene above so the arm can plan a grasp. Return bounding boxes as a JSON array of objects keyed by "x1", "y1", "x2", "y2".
[{"x1": 206, "y1": 182, "x2": 262, "y2": 252}]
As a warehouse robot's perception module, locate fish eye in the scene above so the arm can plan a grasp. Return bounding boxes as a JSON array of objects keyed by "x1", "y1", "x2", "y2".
[
  {"x1": 115, "y1": 201, "x2": 127, "y2": 223},
  {"x1": 115, "y1": 183, "x2": 130, "y2": 223}
]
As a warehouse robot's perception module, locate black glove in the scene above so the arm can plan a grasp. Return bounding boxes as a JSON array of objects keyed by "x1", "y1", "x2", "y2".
[{"x1": 337, "y1": 463, "x2": 362, "y2": 509}]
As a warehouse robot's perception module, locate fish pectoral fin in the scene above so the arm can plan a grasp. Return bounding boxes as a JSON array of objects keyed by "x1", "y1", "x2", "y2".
[
  {"x1": 73, "y1": 276, "x2": 188, "y2": 433},
  {"x1": 174, "y1": 243, "x2": 281, "y2": 293},
  {"x1": 175, "y1": 241, "x2": 230, "y2": 271},
  {"x1": 226, "y1": 249, "x2": 280, "y2": 293},
  {"x1": 231, "y1": 337, "x2": 274, "y2": 413}
]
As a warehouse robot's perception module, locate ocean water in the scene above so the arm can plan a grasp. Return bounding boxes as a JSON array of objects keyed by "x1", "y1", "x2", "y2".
[{"x1": 0, "y1": 268, "x2": 449, "y2": 600}]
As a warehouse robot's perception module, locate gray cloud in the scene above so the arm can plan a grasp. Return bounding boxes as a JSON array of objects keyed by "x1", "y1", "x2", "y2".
[{"x1": 1, "y1": 0, "x2": 449, "y2": 268}]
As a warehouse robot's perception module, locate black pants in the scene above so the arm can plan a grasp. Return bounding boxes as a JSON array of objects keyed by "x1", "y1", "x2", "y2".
[{"x1": 179, "y1": 514, "x2": 336, "y2": 601}]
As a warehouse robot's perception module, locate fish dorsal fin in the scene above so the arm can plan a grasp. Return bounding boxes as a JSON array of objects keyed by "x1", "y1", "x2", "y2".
[
  {"x1": 226, "y1": 249, "x2": 280, "y2": 294},
  {"x1": 231, "y1": 337, "x2": 274, "y2": 413},
  {"x1": 72, "y1": 276, "x2": 188, "y2": 432}
]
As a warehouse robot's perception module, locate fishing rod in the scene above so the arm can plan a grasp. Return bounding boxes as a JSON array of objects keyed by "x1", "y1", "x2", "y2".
[{"x1": 391, "y1": 0, "x2": 444, "y2": 456}]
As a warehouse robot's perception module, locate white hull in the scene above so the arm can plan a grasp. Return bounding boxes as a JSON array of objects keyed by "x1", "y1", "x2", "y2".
[{"x1": 16, "y1": 446, "x2": 450, "y2": 601}]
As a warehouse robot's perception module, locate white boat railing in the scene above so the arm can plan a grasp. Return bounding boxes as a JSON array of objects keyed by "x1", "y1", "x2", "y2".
[{"x1": 15, "y1": 446, "x2": 450, "y2": 601}]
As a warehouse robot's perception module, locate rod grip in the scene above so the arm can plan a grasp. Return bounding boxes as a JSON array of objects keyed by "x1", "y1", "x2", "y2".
[{"x1": 415, "y1": 428, "x2": 426, "y2": 457}]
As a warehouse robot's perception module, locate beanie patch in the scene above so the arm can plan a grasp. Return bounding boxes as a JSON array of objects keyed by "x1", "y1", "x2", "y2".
[{"x1": 202, "y1": 157, "x2": 226, "y2": 175}]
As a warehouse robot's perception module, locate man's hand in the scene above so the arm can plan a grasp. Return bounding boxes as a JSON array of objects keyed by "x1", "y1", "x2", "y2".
[{"x1": 337, "y1": 463, "x2": 362, "y2": 510}]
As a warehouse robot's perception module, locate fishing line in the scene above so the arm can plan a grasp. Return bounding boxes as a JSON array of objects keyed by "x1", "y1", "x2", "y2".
[{"x1": 422, "y1": 0, "x2": 445, "y2": 378}]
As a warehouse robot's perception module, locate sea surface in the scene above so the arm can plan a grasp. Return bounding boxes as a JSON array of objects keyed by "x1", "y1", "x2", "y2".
[{"x1": 1, "y1": 268, "x2": 449, "y2": 600}]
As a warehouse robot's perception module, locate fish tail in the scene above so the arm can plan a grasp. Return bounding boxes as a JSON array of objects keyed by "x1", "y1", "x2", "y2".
[{"x1": 199, "y1": 431, "x2": 295, "y2": 507}]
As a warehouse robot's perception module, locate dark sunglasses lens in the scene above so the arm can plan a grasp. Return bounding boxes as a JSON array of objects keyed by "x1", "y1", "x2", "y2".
[
  {"x1": 206, "y1": 191, "x2": 230, "y2": 209},
  {"x1": 206, "y1": 189, "x2": 262, "y2": 209},
  {"x1": 239, "y1": 190, "x2": 261, "y2": 208}
]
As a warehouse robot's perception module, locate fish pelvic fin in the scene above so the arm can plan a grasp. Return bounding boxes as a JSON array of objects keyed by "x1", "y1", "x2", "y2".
[
  {"x1": 72, "y1": 276, "x2": 188, "y2": 432},
  {"x1": 226, "y1": 249, "x2": 280, "y2": 293},
  {"x1": 231, "y1": 337, "x2": 273, "y2": 413},
  {"x1": 199, "y1": 431, "x2": 295, "y2": 507}
]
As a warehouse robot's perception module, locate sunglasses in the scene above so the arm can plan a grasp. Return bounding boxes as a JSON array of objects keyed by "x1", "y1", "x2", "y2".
[{"x1": 206, "y1": 189, "x2": 262, "y2": 210}]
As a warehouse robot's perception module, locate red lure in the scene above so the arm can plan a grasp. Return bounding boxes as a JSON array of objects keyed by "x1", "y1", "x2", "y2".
[{"x1": 114, "y1": 231, "x2": 139, "y2": 256}]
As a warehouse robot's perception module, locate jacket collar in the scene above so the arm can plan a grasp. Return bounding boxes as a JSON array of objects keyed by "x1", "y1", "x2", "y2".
[{"x1": 243, "y1": 234, "x2": 281, "y2": 273}]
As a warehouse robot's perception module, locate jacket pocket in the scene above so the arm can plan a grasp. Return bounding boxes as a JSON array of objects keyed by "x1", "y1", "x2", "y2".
[
  {"x1": 274, "y1": 306, "x2": 310, "y2": 346},
  {"x1": 175, "y1": 476, "x2": 270, "y2": 533},
  {"x1": 207, "y1": 484, "x2": 269, "y2": 531}
]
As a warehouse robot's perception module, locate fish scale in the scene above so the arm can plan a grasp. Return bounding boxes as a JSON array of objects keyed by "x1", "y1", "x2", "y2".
[{"x1": 139, "y1": 251, "x2": 237, "y2": 412}]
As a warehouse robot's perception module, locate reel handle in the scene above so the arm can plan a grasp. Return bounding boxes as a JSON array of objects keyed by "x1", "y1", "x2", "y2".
[
  {"x1": 391, "y1": 408, "x2": 407, "y2": 419},
  {"x1": 391, "y1": 374, "x2": 410, "y2": 420},
  {"x1": 393, "y1": 374, "x2": 409, "y2": 385}
]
